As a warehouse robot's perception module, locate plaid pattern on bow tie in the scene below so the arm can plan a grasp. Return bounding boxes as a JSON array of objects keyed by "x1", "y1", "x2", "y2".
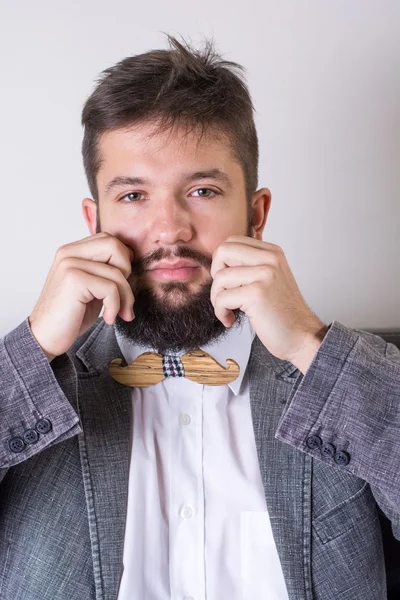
[{"x1": 162, "y1": 355, "x2": 185, "y2": 378}]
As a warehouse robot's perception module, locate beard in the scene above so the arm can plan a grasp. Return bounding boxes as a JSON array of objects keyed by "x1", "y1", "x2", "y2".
[
  {"x1": 100, "y1": 215, "x2": 253, "y2": 354},
  {"x1": 114, "y1": 274, "x2": 246, "y2": 354}
]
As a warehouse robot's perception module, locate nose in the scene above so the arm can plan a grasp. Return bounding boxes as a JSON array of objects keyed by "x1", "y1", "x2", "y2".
[{"x1": 150, "y1": 195, "x2": 193, "y2": 245}]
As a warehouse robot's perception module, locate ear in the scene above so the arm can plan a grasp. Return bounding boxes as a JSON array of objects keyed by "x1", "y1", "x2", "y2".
[
  {"x1": 250, "y1": 188, "x2": 271, "y2": 240},
  {"x1": 82, "y1": 198, "x2": 98, "y2": 235}
]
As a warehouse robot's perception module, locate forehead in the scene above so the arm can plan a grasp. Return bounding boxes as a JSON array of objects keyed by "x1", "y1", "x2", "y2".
[{"x1": 96, "y1": 121, "x2": 244, "y2": 190}]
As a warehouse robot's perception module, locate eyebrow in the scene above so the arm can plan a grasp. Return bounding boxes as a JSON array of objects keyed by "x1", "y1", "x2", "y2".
[{"x1": 104, "y1": 168, "x2": 233, "y2": 196}]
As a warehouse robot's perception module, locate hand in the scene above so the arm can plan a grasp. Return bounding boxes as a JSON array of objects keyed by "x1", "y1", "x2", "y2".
[
  {"x1": 28, "y1": 232, "x2": 135, "y2": 362},
  {"x1": 210, "y1": 235, "x2": 328, "y2": 372}
]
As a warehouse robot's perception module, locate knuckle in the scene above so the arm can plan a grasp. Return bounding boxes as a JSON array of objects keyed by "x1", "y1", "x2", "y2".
[
  {"x1": 259, "y1": 264, "x2": 272, "y2": 277},
  {"x1": 212, "y1": 246, "x2": 220, "y2": 261},
  {"x1": 60, "y1": 256, "x2": 77, "y2": 272},
  {"x1": 267, "y1": 242, "x2": 283, "y2": 254},
  {"x1": 267, "y1": 252, "x2": 280, "y2": 269},
  {"x1": 63, "y1": 266, "x2": 80, "y2": 285},
  {"x1": 108, "y1": 279, "x2": 119, "y2": 293},
  {"x1": 55, "y1": 244, "x2": 67, "y2": 260},
  {"x1": 270, "y1": 265, "x2": 279, "y2": 278},
  {"x1": 251, "y1": 282, "x2": 265, "y2": 301},
  {"x1": 265, "y1": 267, "x2": 277, "y2": 282},
  {"x1": 109, "y1": 264, "x2": 126, "y2": 281},
  {"x1": 105, "y1": 281, "x2": 120, "y2": 300},
  {"x1": 122, "y1": 265, "x2": 132, "y2": 279},
  {"x1": 212, "y1": 269, "x2": 223, "y2": 284},
  {"x1": 215, "y1": 240, "x2": 229, "y2": 255},
  {"x1": 109, "y1": 236, "x2": 124, "y2": 253},
  {"x1": 258, "y1": 264, "x2": 276, "y2": 283}
]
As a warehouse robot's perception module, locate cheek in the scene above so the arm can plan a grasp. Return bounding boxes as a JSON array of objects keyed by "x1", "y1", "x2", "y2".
[
  {"x1": 200, "y1": 208, "x2": 247, "y2": 243},
  {"x1": 99, "y1": 214, "x2": 146, "y2": 254}
]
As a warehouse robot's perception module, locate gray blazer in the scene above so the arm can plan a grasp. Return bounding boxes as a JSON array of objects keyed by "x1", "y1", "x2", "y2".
[{"x1": 1, "y1": 316, "x2": 399, "y2": 600}]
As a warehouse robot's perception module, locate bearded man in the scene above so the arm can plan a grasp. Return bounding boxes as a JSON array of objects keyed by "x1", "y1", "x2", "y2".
[{"x1": 1, "y1": 35, "x2": 399, "y2": 600}]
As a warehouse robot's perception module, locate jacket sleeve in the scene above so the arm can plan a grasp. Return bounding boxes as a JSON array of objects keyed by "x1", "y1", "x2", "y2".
[
  {"x1": 0, "y1": 317, "x2": 82, "y2": 482},
  {"x1": 275, "y1": 320, "x2": 400, "y2": 538}
]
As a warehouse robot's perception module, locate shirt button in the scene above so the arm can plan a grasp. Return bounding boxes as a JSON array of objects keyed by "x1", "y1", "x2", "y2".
[
  {"x1": 180, "y1": 504, "x2": 194, "y2": 519},
  {"x1": 179, "y1": 413, "x2": 191, "y2": 426}
]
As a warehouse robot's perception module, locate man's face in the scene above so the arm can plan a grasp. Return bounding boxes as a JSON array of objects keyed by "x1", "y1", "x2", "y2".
[{"x1": 82, "y1": 121, "x2": 270, "y2": 352}]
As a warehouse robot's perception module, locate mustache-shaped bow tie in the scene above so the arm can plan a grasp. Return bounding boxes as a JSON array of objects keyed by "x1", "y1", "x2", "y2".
[{"x1": 108, "y1": 350, "x2": 240, "y2": 387}]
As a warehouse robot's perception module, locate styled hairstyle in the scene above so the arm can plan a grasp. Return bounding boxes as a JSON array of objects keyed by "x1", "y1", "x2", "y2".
[{"x1": 81, "y1": 34, "x2": 259, "y2": 205}]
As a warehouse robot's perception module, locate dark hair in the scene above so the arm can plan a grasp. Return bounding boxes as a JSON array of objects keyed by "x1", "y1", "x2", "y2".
[{"x1": 81, "y1": 34, "x2": 259, "y2": 205}]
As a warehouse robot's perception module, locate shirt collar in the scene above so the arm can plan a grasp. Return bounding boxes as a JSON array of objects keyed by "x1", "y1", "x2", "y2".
[{"x1": 114, "y1": 317, "x2": 255, "y2": 396}]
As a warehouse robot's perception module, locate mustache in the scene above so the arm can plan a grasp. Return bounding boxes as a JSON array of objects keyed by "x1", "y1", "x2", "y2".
[
  {"x1": 108, "y1": 349, "x2": 240, "y2": 387},
  {"x1": 131, "y1": 246, "x2": 212, "y2": 276}
]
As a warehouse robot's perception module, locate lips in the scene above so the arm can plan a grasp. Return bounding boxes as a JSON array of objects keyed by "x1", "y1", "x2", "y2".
[
  {"x1": 146, "y1": 260, "x2": 200, "y2": 281},
  {"x1": 147, "y1": 259, "x2": 199, "y2": 271}
]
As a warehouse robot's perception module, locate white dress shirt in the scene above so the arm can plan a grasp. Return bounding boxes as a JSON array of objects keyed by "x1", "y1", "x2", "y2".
[{"x1": 115, "y1": 316, "x2": 289, "y2": 600}]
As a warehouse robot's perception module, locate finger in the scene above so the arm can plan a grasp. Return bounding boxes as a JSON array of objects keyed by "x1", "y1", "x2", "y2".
[
  {"x1": 211, "y1": 240, "x2": 281, "y2": 279},
  {"x1": 66, "y1": 269, "x2": 123, "y2": 325},
  {"x1": 60, "y1": 257, "x2": 135, "y2": 320},
  {"x1": 224, "y1": 234, "x2": 281, "y2": 252},
  {"x1": 210, "y1": 265, "x2": 271, "y2": 307},
  {"x1": 213, "y1": 285, "x2": 253, "y2": 326},
  {"x1": 56, "y1": 232, "x2": 133, "y2": 280}
]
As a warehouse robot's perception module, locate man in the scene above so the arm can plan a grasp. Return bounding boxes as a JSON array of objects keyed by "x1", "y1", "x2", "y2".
[{"x1": 0, "y1": 34, "x2": 399, "y2": 600}]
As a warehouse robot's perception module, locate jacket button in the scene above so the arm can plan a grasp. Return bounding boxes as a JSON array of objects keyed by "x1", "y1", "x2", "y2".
[
  {"x1": 35, "y1": 418, "x2": 52, "y2": 434},
  {"x1": 320, "y1": 442, "x2": 336, "y2": 458},
  {"x1": 306, "y1": 434, "x2": 323, "y2": 449},
  {"x1": 9, "y1": 437, "x2": 26, "y2": 453},
  {"x1": 23, "y1": 428, "x2": 40, "y2": 444},
  {"x1": 334, "y1": 450, "x2": 351, "y2": 466}
]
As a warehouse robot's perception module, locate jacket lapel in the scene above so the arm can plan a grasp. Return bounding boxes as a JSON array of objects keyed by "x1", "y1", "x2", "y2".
[
  {"x1": 74, "y1": 320, "x2": 132, "y2": 600},
  {"x1": 248, "y1": 336, "x2": 313, "y2": 600}
]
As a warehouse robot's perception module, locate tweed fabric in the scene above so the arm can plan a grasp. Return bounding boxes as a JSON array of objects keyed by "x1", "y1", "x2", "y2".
[{"x1": 0, "y1": 316, "x2": 399, "y2": 599}]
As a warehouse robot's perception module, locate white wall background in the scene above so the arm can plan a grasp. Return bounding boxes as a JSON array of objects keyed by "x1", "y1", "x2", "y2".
[{"x1": 0, "y1": 0, "x2": 399, "y2": 337}]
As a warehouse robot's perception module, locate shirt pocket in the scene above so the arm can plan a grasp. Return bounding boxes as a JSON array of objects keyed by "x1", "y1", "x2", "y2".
[{"x1": 240, "y1": 511, "x2": 289, "y2": 600}]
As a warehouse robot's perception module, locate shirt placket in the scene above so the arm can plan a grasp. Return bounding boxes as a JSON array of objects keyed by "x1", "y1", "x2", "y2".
[{"x1": 168, "y1": 377, "x2": 205, "y2": 600}]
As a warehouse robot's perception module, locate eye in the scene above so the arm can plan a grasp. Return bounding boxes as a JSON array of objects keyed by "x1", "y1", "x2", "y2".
[
  {"x1": 191, "y1": 188, "x2": 218, "y2": 198},
  {"x1": 120, "y1": 192, "x2": 145, "y2": 202}
]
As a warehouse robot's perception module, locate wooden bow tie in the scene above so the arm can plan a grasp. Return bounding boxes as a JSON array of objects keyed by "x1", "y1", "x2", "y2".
[{"x1": 108, "y1": 350, "x2": 240, "y2": 387}]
